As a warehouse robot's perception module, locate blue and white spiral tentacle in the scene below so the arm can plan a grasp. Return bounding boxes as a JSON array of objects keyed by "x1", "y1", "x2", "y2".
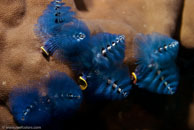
[
  {"x1": 9, "y1": 71, "x2": 83, "y2": 126},
  {"x1": 82, "y1": 66, "x2": 132, "y2": 101},
  {"x1": 134, "y1": 33, "x2": 179, "y2": 95}
]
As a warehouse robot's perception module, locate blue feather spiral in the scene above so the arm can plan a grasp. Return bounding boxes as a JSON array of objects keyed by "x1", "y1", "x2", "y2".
[
  {"x1": 82, "y1": 66, "x2": 132, "y2": 101},
  {"x1": 35, "y1": 0, "x2": 91, "y2": 59},
  {"x1": 90, "y1": 33, "x2": 125, "y2": 70},
  {"x1": 134, "y1": 33, "x2": 179, "y2": 94},
  {"x1": 9, "y1": 71, "x2": 83, "y2": 126},
  {"x1": 35, "y1": 0, "x2": 76, "y2": 38}
]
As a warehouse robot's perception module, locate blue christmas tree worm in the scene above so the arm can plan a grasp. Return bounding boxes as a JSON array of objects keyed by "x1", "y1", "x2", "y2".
[
  {"x1": 133, "y1": 33, "x2": 179, "y2": 94},
  {"x1": 35, "y1": 0, "x2": 90, "y2": 59},
  {"x1": 80, "y1": 65, "x2": 132, "y2": 101},
  {"x1": 9, "y1": 71, "x2": 83, "y2": 126}
]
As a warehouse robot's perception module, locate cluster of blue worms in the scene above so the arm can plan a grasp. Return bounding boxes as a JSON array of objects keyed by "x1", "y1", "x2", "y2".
[{"x1": 8, "y1": 0, "x2": 180, "y2": 127}]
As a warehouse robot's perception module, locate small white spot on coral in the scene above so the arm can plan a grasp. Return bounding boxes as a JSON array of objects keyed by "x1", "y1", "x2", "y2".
[{"x1": 2, "y1": 81, "x2": 6, "y2": 86}]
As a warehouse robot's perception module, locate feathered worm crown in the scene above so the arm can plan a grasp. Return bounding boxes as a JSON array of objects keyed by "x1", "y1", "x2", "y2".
[{"x1": 8, "y1": 0, "x2": 180, "y2": 127}]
